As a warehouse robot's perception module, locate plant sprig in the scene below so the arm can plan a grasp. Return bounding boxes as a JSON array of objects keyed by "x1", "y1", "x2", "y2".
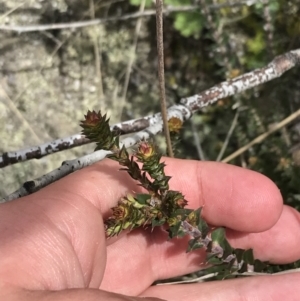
[{"x1": 80, "y1": 110, "x2": 268, "y2": 276}]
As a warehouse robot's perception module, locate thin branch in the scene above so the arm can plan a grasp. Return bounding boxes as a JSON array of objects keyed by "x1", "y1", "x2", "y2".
[
  {"x1": 0, "y1": 2, "x2": 257, "y2": 33},
  {"x1": 0, "y1": 85, "x2": 42, "y2": 144},
  {"x1": 0, "y1": 1, "x2": 25, "y2": 21},
  {"x1": 191, "y1": 119, "x2": 206, "y2": 160},
  {"x1": 0, "y1": 108, "x2": 188, "y2": 168},
  {"x1": 0, "y1": 134, "x2": 89, "y2": 168},
  {"x1": 181, "y1": 49, "x2": 300, "y2": 112},
  {"x1": 89, "y1": 0, "x2": 104, "y2": 101},
  {"x1": 222, "y1": 108, "x2": 300, "y2": 163},
  {"x1": 1, "y1": 48, "x2": 299, "y2": 167},
  {"x1": 2, "y1": 48, "x2": 300, "y2": 200},
  {"x1": 156, "y1": 0, "x2": 173, "y2": 157},
  {"x1": 216, "y1": 108, "x2": 240, "y2": 161},
  {"x1": 1, "y1": 122, "x2": 163, "y2": 202},
  {"x1": 119, "y1": 0, "x2": 146, "y2": 118},
  {"x1": 0, "y1": 150, "x2": 112, "y2": 203}
]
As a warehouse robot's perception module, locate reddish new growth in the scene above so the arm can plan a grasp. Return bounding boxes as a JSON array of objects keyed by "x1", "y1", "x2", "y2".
[{"x1": 82, "y1": 110, "x2": 102, "y2": 126}]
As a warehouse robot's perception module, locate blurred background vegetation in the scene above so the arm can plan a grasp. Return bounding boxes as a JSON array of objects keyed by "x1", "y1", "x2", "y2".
[{"x1": 0, "y1": 0, "x2": 300, "y2": 270}]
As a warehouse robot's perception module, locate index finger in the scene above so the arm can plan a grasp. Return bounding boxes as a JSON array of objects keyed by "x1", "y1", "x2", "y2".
[{"x1": 165, "y1": 159, "x2": 283, "y2": 232}]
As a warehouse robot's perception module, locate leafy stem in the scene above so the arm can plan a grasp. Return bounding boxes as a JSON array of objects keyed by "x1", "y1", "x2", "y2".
[{"x1": 80, "y1": 110, "x2": 268, "y2": 276}]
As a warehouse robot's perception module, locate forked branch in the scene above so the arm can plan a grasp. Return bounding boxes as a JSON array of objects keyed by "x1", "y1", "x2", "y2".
[
  {"x1": 1, "y1": 49, "x2": 300, "y2": 201},
  {"x1": 1, "y1": 48, "x2": 299, "y2": 168}
]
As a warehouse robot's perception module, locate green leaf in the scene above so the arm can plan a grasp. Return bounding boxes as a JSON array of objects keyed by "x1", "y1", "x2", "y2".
[
  {"x1": 152, "y1": 218, "x2": 166, "y2": 228},
  {"x1": 187, "y1": 238, "x2": 204, "y2": 252},
  {"x1": 211, "y1": 228, "x2": 232, "y2": 250},
  {"x1": 243, "y1": 249, "x2": 254, "y2": 265},
  {"x1": 173, "y1": 12, "x2": 203, "y2": 37},
  {"x1": 187, "y1": 207, "x2": 202, "y2": 226},
  {"x1": 197, "y1": 215, "x2": 210, "y2": 238},
  {"x1": 206, "y1": 255, "x2": 223, "y2": 265},
  {"x1": 135, "y1": 193, "x2": 151, "y2": 205},
  {"x1": 254, "y1": 259, "x2": 268, "y2": 272},
  {"x1": 246, "y1": 32, "x2": 265, "y2": 54},
  {"x1": 168, "y1": 221, "x2": 184, "y2": 238},
  {"x1": 234, "y1": 248, "x2": 246, "y2": 263}
]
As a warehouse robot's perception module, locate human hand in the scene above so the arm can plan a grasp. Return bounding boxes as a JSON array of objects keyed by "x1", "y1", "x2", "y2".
[{"x1": 0, "y1": 158, "x2": 299, "y2": 301}]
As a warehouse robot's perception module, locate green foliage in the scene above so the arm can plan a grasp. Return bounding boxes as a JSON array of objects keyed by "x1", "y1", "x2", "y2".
[
  {"x1": 129, "y1": 0, "x2": 152, "y2": 7},
  {"x1": 246, "y1": 31, "x2": 265, "y2": 55},
  {"x1": 173, "y1": 11, "x2": 203, "y2": 37},
  {"x1": 130, "y1": 0, "x2": 203, "y2": 37}
]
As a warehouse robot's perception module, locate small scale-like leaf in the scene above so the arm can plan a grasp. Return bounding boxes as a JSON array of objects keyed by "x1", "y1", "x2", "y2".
[
  {"x1": 135, "y1": 193, "x2": 151, "y2": 205},
  {"x1": 211, "y1": 227, "x2": 232, "y2": 254},
  {"x1": 206, "y1": 255, "x2": 224, "y2": 265},
  {"x1": 152, "y1": 218, "x2": 166, "y2": 228},
  {"x1": 187, "y1": 207, "x2": 202, "y2": 226},
  {"x1": 234, "y1": 248, "x2": 246, "y2": 263},
  {"x1": 168, "y1": 221, "x2": 183, "y2": 239},
  {"x1": 243, "y1": 249, "x2": 254, "y2": 265},
  {"x1": 187, "y1": 238, "x2": 204, "y2": 252},
  {"x1": 254, "y1": 259, "x2": 268, "y2": 272}
]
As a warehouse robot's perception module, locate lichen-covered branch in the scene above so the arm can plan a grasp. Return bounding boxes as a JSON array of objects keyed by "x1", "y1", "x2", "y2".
[
  {"x1": 1, "y1": 121, "x2": 164, "y2": 203},
  {"x1": 0, "y1": 105, "x2": 190, "y2": 168},
  {"x1": 181, "y1": 49, "x2": 300, "y2": 112},
  {"x1": 0, "y1": 134, "x2": 89, "y2": 168},
  {"x1": 0, "y1": 149, "x2": 112, "y2": 203},
  {"x1": 1, "y1": 48, "x2": 300, "y2": 201},
  {"x1": 2, "y1": 48, "x2": 299, "y2": 168}
]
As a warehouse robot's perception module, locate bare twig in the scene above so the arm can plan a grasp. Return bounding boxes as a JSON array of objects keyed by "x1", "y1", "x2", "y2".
[
  {"x1": 2, "y1": 48, "x2": 300, "y2": 200},
  {"x1": 191, "y1": 119, "x2": 206, "y2": 160},
  {"x1": 0, "y1": 85, "x2": 42, "y2": 144},
  {"x1": 0, "y1": 2, "x2": 25, "y2": 21},
  {"x1": 216, "y1": 108, "x2": 240, "y2": 161},
  {"x1": 156, "y1": 0, "x2": 173, "y2": 157},
  {"x1": 119, "y1": 0, "x2": 146, "y2": 119},
  {"x1": 0, "y1": 106, "x2": 190, "y2": 168},
  {"x1": 222, "y1": 108, "x2": 300, "y2": 163},
  {"x1": 181, "y1": 49, "x2": 300, "y2": 112},
  {"x1": 1, "y1": 150, "x2": 112, "y2": 203},
  {"x1": 0, "y1": 2, "x2": 257, "y2": 33},
  {"x1": 0, "y1": 134, "x2": 89, "y2": 168},
  {"x1": 89, "y1": 0, "x2": 104, "y2": 101},
  {"x1": 1, "y1": 48, "x2": 300, "y2": 167}
]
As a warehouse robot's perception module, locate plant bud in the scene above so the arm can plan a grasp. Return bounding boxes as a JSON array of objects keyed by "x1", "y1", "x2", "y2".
[{"x1": 137, "y1": 141, "x2": 155, "y2": 159}]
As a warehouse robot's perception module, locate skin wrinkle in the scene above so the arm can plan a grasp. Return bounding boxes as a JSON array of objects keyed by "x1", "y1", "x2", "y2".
[
  {"x1": 2, "y1": 211, "x2": 81, "y2": 290},
  {"x1": 31, "y1": 188, "x2": 105, "y2": 289},
  {"x1": 148, "y1": 227, "x2": 161, "y2": 283}
]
